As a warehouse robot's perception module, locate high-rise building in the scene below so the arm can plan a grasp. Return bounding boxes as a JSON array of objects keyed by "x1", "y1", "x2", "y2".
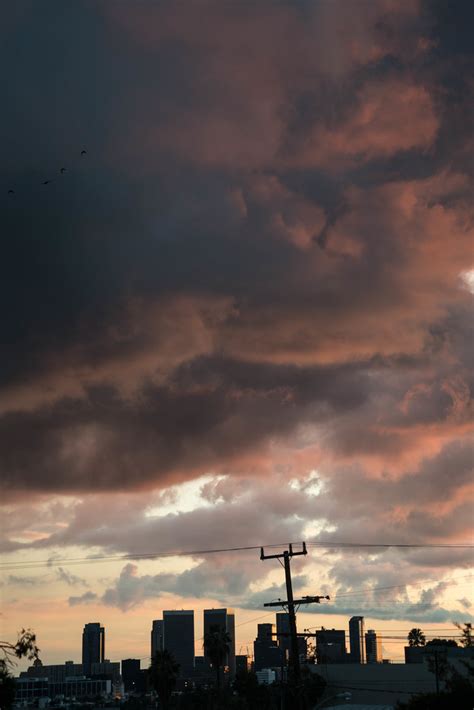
[
  {"x1": 276, "y1": 613, "x2": 290, "y2": 662},
  {"x1": 203, "y1": 609, "x2": 236, "y2": 677},
  {"x1": 365, "y1": 630, "x2": 383, "y2": 663},
  {"x1": 349, "y1": 616, "x2": 365, "y2": 664},
  {"x1": 276, "y1": 613, "x2": 307, "y2": 665},
  {"x1": 254, "y1": 624, "x2": 281, "y2": 671},
  {"x1": 121, "y1": 659, "x2": 142, "y2": 692},
  {"x1": 151, "y1": 620, "x2": 164, "y2": 661},
  {"x1": 163, "y1": 611, "x2": 195, "y2": 677},
  {"x1": 315, "y1": 629, "x2": 347, "y2": 664},
  {"x1": 82, "y1": 623, "x2": 105, "y2": 677}
]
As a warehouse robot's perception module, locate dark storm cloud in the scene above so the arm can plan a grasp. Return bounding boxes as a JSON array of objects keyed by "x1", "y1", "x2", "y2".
[
  {"x1": 0, "y1": 0, "x2": 466, "y2": 383},
  {"x1": 0, "y1": 358, "x2": 375, "y2": 495}
]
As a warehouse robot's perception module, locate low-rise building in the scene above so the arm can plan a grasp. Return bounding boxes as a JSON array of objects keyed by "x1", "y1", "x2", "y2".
[
  {"x1": 256, "y1": 668, "x2": 276, "y2": 685},
  {"x1": 15, "y1": 676, "x2": 112, "y2": 703}
]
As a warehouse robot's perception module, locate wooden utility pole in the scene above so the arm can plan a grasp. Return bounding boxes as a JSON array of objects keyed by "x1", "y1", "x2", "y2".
[{"x1": 260, "y1": 542, "x2": 330, "y2": 709}]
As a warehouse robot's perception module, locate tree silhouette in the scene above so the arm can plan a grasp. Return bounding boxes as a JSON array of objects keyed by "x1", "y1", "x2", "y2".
[
  {"x1": 148, "y1": 650, "x2": 179, "y2": 710},
  {"x1": 203, "y1": 624, "x2": 231, "y2": 691},
  {"x1": 0, "y1": 628, "x2": 39, "y2": 669},
  {"x1": 454, "y1": 622, "x2": 473, "y2": 647},
  {"x1": 408, "y1": 628, "x2": 426, "y2": 647},
  {"x1": 0, "y1": 630, "x2": 40, "y2": 710}
]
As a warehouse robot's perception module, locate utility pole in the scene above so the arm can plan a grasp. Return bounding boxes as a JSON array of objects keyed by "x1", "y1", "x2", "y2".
[
  {"x1": 260, "y1": 542, "x2": 330, "y2": 709},
  {"x1": 434, "y1": 651, "x2": 440, "y2": 696}
]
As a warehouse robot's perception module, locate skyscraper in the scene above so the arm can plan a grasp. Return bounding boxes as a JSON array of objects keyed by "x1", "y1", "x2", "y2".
[
  {"x1": 315, "y1": 629, "x2": 347, "y2": 664},
  {"x1": 276, "y1": 612, "x2": 307, "y2": 665},
  {"x1": 253, "y1": 624, "x2": 281, "y2": 671},
  {"x1": 121, "y1": 659, "x2": 142, "y2": 692},
  {"x1": 151, "y1": 619, "x2": 164, "y2": 661},
  {"x1": 276, "y1": 613, "x2": 290, "y2": 662},
  {"x1": 349, "y1": 616, "x2": 365, "y2": 664},
  {"x1": 163, "y1": 611, "x2": 195, "y2": 677},
  {"x1": 365, "y1": 629, "x2": 383, "y2": 663},
  {"x1": 82, "y1": 623, "x2": 105, "y2": 677},
  {"x1": 203, "y1": 608, "x2": 236, "y2": 677}
]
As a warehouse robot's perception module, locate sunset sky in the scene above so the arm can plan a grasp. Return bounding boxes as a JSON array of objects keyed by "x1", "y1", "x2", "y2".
[{"x1": 1, "y1": 0, "x2": 473, "y2": 668}]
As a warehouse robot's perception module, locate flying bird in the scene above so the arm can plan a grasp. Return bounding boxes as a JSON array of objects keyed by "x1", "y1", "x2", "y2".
[
  {"x1": 8, "y1": 189, "x2": 14, "y2": 195},
  {"x1": 43, "y1": 180, "x2": 51, "y2": 185},
  {"x1": 60, "y1": 167, "x2": 67, "y2": 174},
  {"x1": 81, "y1": 149, "x2": 87, "y2": 156}
]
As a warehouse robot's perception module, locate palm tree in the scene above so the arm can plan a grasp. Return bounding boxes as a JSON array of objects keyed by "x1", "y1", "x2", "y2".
[
  {"x1": 148, "y1": 650, "x2": 179, "y2": 709},
  {"x1": 203, "y1": 624, "x2": 231, "y2": 691},
  {"x1": 408, "y1": 628, "x2": 426, "y2": 647}
]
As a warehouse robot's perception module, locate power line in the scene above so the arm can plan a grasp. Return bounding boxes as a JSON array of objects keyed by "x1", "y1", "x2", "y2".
[
  {"x1": 0, "y1": 545, "x2": 282, "y2": 571},
  {"x1": 307, "y1": 542, "x2": 474, "y2": 550},
  {"x1": 1, "y1": 540, "x2": 473, "y2": 571},
  {"x1": 333, "y1": 574, "x2": 474, "y2": 599}
]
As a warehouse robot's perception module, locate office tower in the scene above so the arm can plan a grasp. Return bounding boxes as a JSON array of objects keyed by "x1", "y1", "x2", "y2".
[
  {"x1": 315, "y1": 629, "x2": 347, "y2": 664},
  {"x1": 163, "y1": 610, "x2": 195, "y2": 677},
  {"x1": 254, "y1": 624, "x2": 281, "y2": 671},
  {"x1": 276, "y1": 613, "x2": 290, "y2": 662},
  {"x1": 203, "y1": 609, "x2": 236, "y2": 677},
  {"x1": 82, "y1": 623, "x2": 105, "y2": 676},
  {"x1": 276, "y1": 612, "x2": 306, "y2": 665},
  {"x1": 349, "y1": 616, "x2": 365, "y2": 663},
  {"x1": 365, "y1": 630, "x2": 383, "y2": 663},
  {"x1": 151, "y1": 619, "x2": 164, "y2": 661},
  {"x1": 121, "y1": 659, "x2": 141, "y2": 692}
]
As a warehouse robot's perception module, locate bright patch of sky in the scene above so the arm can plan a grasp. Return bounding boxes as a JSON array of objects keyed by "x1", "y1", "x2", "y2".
[
  {"x1": 145, "y1": 474, "x2": 227, "y2": 518},
  {"x1": 460, "y1": 268, "x2": 474, "y2": 294},
  {"x1": 289, "y1": 470, "x2": 325, "y2": 496},
  {"x1": 303, "y1": 520, "x2": 337, "y2": 538}
]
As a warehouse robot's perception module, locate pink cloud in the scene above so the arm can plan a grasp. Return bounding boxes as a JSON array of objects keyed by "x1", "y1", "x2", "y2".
[{"x1": 284, "y1": 80, "x2": 438, "y2": 170}]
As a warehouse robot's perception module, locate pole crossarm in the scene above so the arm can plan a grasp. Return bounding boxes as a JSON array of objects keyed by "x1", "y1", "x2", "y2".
[
  {"x1": 273, "y1": 632, "x2": 318, "y2": 639},
  {"x1": 264, "y1": 595, "x2": 329, "y2": 607},
  {"x1": 260, "y1": 542, "x2": 307, "y2": 560}
]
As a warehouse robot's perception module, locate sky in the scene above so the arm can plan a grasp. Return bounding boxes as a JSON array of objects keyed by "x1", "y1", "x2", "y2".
[{"x1": 1, "y1": 0, "x2": 473, "y2": 668}]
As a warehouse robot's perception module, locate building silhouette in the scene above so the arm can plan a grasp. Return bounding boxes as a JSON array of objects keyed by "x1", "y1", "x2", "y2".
[
  {"x1": 276, "y1": 613, "x2": 290, "y2": 662},
  {"x1": 163, "y1": 610, "x2": 195, "y2": 677},
  {"x1": 235, "y1": 655, "x2": 248, "y2": 673},
  {"x1": 316, "y1": 629, "x2": 347, "y2": 664},
  {"x1": 91, "y1": 660, "x2": 121, "y2": 683},
  {"x1": 121, "y1": 659, "x2": 142, "y2": 692},
  {"x1": 276, "y1": 612, "x2": 307, "y2": 664},
  {"x1": 253, "y1": 624, "x2": 281, "y2": 671},
  {"x1": 349, "y1": 616, "x2": 365, "y2": 664},
  {"x1": 82, "y1": 623, "x2": 105, "y2": 677},
  {"x1": 151, "y1": 619, "x2": 164, "y2": 661},
  {"x1": 203, "y1": 608, "x2": 236, "y2": 677},
  {"x1": 365, "y1": 629, "x2": 383, "y2": 663},
  {"x1": 21, "y1": 661, "x2": 83, "y2": 682}
]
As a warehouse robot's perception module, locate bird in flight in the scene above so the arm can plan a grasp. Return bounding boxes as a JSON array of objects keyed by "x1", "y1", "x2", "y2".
[
  {"x1": 8, "y1": 189, "x2": 14, "y2": 195},
  {"x1": 60, "y1": 167, "x2": 67, "y2": 174},
  {"x1": 43, "y1": 180, "x2": 51, "y2": 185},
  {"x1": 81, "y1": 149, "x2": 87, "y2": 156}
]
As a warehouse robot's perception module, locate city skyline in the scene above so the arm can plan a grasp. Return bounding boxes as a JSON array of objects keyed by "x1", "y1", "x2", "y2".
[
  {"x1": 9, "y1": 608, "x2": 468, "y2": 674},
  {"x1": 1, "y1": 0, "x2": 473, "y2": 677}
]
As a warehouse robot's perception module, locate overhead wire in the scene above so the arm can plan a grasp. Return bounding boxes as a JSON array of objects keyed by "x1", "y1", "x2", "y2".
[{"x1": 1, "y1": 540, "x2": 473, "y2": 572}]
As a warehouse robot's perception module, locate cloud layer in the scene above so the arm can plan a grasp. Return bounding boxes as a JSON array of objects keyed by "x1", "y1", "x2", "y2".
[{"x1": 1, "y1": 0, "x2": 473, "y2": 624}]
